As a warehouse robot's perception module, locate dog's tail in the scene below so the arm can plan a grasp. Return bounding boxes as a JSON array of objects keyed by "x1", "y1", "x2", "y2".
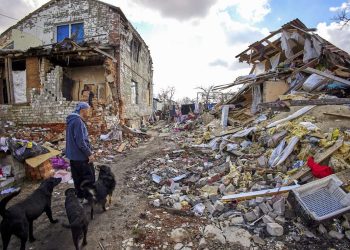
[
  {"x1": 62, "y1": 218, "x2": 84, "y2": 229},
  {"x1": 0, "y1": 188, "x2": 21, "y2": 217},
  {"x1": 80, "y1": 180, "x2": 96, "y2": 199}
]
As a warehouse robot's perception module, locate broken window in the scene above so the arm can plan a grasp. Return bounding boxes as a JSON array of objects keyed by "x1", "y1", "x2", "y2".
[
  {"x1": 57, "y1": 23, "x2": 84, "y2": 43},
  {"x1": 131, "y1": 80, "x2": 138, "y2": 104},
  {"x1": 131, "y1": 38, "x2": 141, "y2": 62}
]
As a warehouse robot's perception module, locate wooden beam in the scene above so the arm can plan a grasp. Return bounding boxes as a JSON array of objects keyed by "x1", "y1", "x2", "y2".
[
  {"x1": 283, "y1": 50, "x2": 304, "y2": 65},
  {"x1": 4, "y1": 57, "x2": 14, "y2": 104},
  {"x1": 236, "y1": 28, "x2": 282, "y2": 58},
  {"x1": 303, "y1": 67, "x2": 350, "y2": 86},
  {"x1": 324, "y1": 112, "x2": 350, "y2": 119},
  {"x1": 291, "y1": 58, "x2": 318, "y2": 77},
  {"x1": 290, "y1": 98, "x2": 350, "y2": 106},
  {"x1": 93, "y1": 48, "x2": 117, "y2": 63},
  {"x1": 222, "y1": 184, "x2": 300, "y2": 201},
  {"x1": 265, "y1": 39, "x2": 282, "y2": 52}
]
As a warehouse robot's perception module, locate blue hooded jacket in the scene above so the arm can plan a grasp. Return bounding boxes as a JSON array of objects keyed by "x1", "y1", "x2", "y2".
[{"x1": 65, "y1": 113, "x2": 92, "y2": 161}]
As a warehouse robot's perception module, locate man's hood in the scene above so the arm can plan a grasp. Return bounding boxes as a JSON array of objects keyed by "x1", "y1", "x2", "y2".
[{"x1": 66, "y1": 113, "x2": 81, "y2": 124}]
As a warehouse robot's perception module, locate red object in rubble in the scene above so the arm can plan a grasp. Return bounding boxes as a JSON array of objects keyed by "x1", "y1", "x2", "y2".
[{"x1": 307, "y1": 156, "x2": 334, "y2": 178}]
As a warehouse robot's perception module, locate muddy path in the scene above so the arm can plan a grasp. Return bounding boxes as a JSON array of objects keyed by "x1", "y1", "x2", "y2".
[{"x1": 2, "y1": 133, "x2": 171, "y2": 250}]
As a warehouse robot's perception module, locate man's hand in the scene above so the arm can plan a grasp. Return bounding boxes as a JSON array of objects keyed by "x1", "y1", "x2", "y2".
[{"x1": 88, "y1": 155, "x2": 95, "y2": 163}]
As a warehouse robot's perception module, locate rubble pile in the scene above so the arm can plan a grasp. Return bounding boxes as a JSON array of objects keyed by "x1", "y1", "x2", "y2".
[{"x1": 127, "y1": 100, "x2": 350, "y2": 248}]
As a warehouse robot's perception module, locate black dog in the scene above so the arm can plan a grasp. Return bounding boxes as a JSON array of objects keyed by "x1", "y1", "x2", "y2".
[
  {"x1": 0, "y1": 177, "x2": 61, "y2": 250},
  {"x1": 63, "y1": 188, "x2": 89, "y2": 250},
  {"x1": 81, "y1": 165, "x2": 116, "y2": 219}
]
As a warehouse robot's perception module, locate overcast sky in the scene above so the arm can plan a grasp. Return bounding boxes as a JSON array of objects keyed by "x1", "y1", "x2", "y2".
[{"x1": 1, "y1": 0, "x2": 350, "y2": 100}]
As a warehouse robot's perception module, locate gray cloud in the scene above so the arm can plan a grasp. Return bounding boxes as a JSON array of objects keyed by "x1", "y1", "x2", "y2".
[
  {"x1": 229, "y1": 60, "x2": 251, "y2": 71},
  {"x1": 134, "y1": 0, "x2": 217, "y2": 20},
  {"x1": 224, "y1": 28, "x2": 265, "y2": 45},
  {"x1": 0, "y1": 0, "x2": 38, "y2": 33},
  {"x1": 209, "y1": 59, "x2": 229, "y2": 67}
]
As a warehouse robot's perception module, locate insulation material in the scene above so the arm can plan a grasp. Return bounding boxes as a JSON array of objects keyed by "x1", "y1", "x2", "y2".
[
  {"x1": 254, "y1": 60, "x2": 267, "y2": 75},
  {"x1": 13, "y1": 70, "x2": 27, "y2": 103},
  {"x1": 270, "y1": 52, "x2": 281, "y2": 70},
  {"x1": 251, "y1": 85, "x2": 262, "y2": 114},
  {"x1": 303, "y1": 38, "x2": 320, "y2": 63},
  {"x1": 312, "y1": 36, "x2": 323, "y2": 56}
]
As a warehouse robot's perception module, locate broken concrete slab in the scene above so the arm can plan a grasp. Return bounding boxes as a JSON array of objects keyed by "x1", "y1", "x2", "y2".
[
  {"x1": 171, "y1": 228, "x2": 189, "y2": 243},
  {"x1": 252, "y1": 235, "x2": 266, "y2": 245},
  {"x1": 262, "y1": 215, "x2": 275, "y2": 224},
  {"x1": 273, "y1": 198, "x2": 285, "y2": 216},
  {"x1": 245, "y1": 211, "x2": 258, "y2": 222},
  {"x1": 329, "y1": 230, "x2": 344, "y2": 240},
  {"x1": 266, "y1": 223, "x2": 284, "y2": 236},
  {"x1": 203, "y1": 225, "x2": 225, "y2": 244},
  {"x1": 230, "y1": 216, "x2": 244, "y2": 225},
  {"x1": 223, "y1": 226, "x2": 251, "y2": 248}
]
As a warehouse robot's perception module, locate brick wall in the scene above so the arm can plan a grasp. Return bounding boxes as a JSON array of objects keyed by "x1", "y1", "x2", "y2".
[
  {"x1": 118, "y1": 22, "x2": 153, "y2": 126},
  {"x1": 0, "y1": 101, "x2": 77, "y2": 125},
  {"x1": 0, "y1": 0, "x2": 120, "y2": 48}
]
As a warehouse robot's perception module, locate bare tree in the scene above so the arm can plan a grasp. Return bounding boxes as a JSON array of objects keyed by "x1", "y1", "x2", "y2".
[
  {"x1": 333, "y1": 8, "x2": 350, "y2": 26},
  {"x1": 158, "y1": 86, "x2": 176, "y2": 121},
  {"x1": 196, "y1": 85, "x2": 216, "y2": 108}
]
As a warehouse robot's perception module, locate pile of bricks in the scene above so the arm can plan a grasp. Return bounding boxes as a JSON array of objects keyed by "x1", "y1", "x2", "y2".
[{"x1": 25, "y1": 160, "x2": 54, "y2": 181}]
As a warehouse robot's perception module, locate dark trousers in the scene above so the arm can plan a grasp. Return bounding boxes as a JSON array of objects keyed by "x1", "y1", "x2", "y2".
[{"x1": 70, "y1": 160, "x2": 96, "y2": 199}]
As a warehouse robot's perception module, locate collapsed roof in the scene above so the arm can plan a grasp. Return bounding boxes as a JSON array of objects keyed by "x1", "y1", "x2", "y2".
[{"x1": 214, "y1": 19, "x2": 350, "y2": 110}]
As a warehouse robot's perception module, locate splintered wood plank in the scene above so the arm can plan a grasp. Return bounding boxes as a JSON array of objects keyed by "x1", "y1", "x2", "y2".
[
  {"x1": 324, "y1": 112, "x2": 350, "y2": 119},
  {"x1": 117, "y1": 142, "x2": 127, "y2": 153},
  {"x1": 285, "y1": 138, "x2": 343, "y2": 186}
]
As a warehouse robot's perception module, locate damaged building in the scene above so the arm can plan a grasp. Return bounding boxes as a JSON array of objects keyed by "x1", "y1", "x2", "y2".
[
  {"x1": 214, "y1": 19, "x2": 350, "y2": 115},
  {"x1": 0, "y1": 0, "x2": 153, "y2": 130}
]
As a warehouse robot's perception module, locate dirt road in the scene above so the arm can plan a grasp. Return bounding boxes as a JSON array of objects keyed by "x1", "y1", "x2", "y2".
[{"x1": 2, "y1": 133, "x2": 170, "y2": 250}]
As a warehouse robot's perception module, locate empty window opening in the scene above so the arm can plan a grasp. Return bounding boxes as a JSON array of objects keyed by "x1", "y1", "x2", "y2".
[{"x1": 131, "y1": 80, "x2": 138, "y2": 104}]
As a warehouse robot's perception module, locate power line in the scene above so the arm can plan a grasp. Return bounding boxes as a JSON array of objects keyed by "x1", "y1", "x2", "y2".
[
  {"x1": 0, "y1": 12, "x2": 45, "y2": 29},
  {"x1": 0, "y1": 12, "x2": 18, "y2": 21}
]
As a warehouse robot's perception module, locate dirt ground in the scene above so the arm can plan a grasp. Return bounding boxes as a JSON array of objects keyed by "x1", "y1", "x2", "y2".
[{"x1": 1, "y1": 133, "x2": 179, "y2": 250}]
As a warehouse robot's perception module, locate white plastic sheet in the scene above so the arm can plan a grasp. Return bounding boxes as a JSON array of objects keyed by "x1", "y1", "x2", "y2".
[
  {"x1": 299, "y1": 122, "x2": 319, "y2": 131},
  {"x1": 303, "y1": 38, "x2": 320, "y2": 63},
  {"x1": 281, "y1": 31, "x2": 296, "y2": 58},
  {"x1": 12, "y1": 70, "x2": 27, "y2": 103},
  {"x1": 270, "y1": 52, "x2": 281, "y2": 70},
  {"x1": 267, "y1": 106, "x2": 316, "y2": 128},
  {"x1": 254, "y1": 60, "x2": 267, "y2": 75},
  {"x1": 226, "y1": 143, "x2": 239, "y2": 152}
]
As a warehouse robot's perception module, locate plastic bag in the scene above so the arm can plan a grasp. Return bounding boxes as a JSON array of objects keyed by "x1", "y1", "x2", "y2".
[{"x1": 8, "y1": 139, "x2": 49, "y2": 162}]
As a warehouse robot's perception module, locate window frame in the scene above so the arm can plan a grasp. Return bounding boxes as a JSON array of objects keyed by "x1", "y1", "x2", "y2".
[{"x1": 56, "y1": 22, "x2": 84, "y2": 43}]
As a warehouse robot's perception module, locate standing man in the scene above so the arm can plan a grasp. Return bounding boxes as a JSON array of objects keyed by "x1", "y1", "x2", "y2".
[{"x1": 66, "y1": 102, "x2": 95, "y2": 202}]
